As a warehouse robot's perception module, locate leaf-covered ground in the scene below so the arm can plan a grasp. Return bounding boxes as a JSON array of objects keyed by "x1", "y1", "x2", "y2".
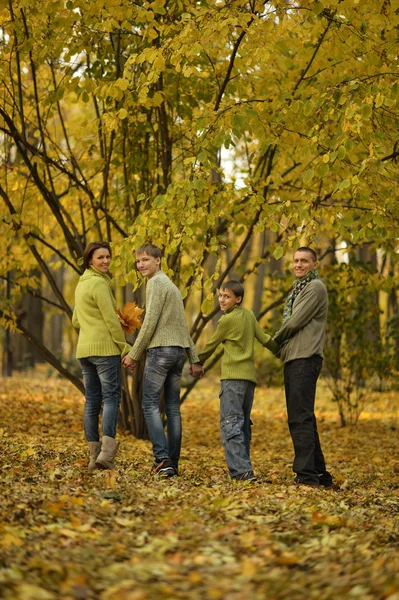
[{"x1": 0, "y1": 375, "x2": 398, "y2": 600}]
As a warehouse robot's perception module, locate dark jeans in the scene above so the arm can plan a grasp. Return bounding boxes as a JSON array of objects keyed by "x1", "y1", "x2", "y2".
[
  {"x1": 142, "y1": 346, "x2": 186, "y2": 465},
  {"x1": 80, "y1": 355, "x2": 121, "y2": 442},
  {"x1": 219, "y1": 379, "x2": 255, "y2": 477},
  {"x1": 284, "y1": 355, "x2": 332, "y2": 486}
]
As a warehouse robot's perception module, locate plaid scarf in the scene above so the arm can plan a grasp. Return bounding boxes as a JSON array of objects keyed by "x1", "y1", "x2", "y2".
[{"x1": 282, "y1": 269, "x2": 319, "y2": 323}]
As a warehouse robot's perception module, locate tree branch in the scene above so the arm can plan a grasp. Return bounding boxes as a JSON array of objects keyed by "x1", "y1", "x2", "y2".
[
  {"x1": 293, "y1": 16, "x2": 334, "y2": 93},
  {"x1": 214, "y1": 18, "x2": 254, "y2": 112},
  {"x1": 1, "y1": 310, "x2": 84, "y2": 394}
]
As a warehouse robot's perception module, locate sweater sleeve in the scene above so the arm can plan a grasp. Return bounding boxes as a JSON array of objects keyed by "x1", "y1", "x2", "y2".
[
  {"x1": 128, "y1": 277, "x2": 165, "y2": 360},
  {"x1": 72, "y1": 307, "x2": 80, "y2": 329},
  {"x1": 186, "y1": 337, "x2": 200, "y2": 364},
  {"x1": 198, "y1": 316, "x2": 229, "y2": 365},
  {"x1": 92, "y1": 281, "x2": 131, "y2": 357},
  {"x1": 254, "y1": 318, "x2": 280, "y2": 354},
  {"x1": 274, "y1": 282, "x2": 326, "y2": 345}
]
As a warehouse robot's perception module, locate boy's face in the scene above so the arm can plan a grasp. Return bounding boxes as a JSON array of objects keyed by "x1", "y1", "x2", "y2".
[
  {"x1": 218, "y1": 288, "x2": 242, "y2": 313},
  {"x1": 136, "y1": 252, "x2": 161, "y2": 279}
]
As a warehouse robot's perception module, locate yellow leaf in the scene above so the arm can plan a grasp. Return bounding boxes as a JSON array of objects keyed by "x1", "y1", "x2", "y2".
[
  {"x1": 106, "y1": 470, "x2": 117, "y2": 489},
  {"x1": 58, "y1": 528, "x2": 79, "y2": 538},
  {"x1": 14, "y1": 584, "x2": 56, "y2": 600},
  {"x1": 241, "y1": 560, "x2": 257, "y2": 577},
  {"x1": 117, "y1": 302, "x2": 144, "y2": 333},
  {"x1": 70, "y1": 496, "x2": 84, "y2": 506},
  {"x1": 276, "y1": 553, "x2": 299, "y2": 565},
  {"x1": 1, "y1": 533, "x2": 24, "y2": 549},
  {"x1": 189, "y1": 571, "x2": 202, "y2": 584}
]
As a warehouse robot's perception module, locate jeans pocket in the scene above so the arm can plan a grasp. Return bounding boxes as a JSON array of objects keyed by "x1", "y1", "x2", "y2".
[{"x1": 220, "y1": 415, "x2": 241, "y2": 442}]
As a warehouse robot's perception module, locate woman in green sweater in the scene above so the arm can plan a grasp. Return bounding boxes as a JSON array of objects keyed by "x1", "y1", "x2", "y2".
[{"x1": 72, "y1": 241, "x2": 131, "y2": 471}]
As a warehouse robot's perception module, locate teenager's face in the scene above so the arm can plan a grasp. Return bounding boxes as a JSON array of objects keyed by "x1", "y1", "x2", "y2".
[
  {"x1": 136, "y1": 252, "x2": 161, "y2": 279},
  {"x1": 293, "y1": 250, "x2": 317, "y2": 279},
  {"x1": 218, "y1": 288, "x2": 242, "y2": 312},
  {"x1": 90, "y1": 247, "x2": 111, "y2": 273}
]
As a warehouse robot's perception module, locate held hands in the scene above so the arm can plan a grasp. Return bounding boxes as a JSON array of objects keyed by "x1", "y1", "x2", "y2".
[
  {"x1": 190, "y1": 363, "x2": 204, "y2": 378},
  {"x1": 122, "y1": 355, "x2": 137, "y2": 371}
]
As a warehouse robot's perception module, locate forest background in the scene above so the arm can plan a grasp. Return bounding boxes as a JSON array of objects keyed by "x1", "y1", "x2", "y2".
[
  {"x1": 1, "y1": 1, "x2": 399, "y2": 599},
  {"x1": 1, "y1": 0, "x2": 399, "y2": 430}
]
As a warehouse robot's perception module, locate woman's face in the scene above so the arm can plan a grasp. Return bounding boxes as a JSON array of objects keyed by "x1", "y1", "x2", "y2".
[{"x1": 90, "y1": 248, "x2": 111, "y2": 273}]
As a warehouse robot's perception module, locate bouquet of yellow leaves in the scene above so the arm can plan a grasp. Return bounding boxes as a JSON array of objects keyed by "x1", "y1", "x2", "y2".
[{"x1": 117, "y1": 302, "x2": 144, "y2": 334}]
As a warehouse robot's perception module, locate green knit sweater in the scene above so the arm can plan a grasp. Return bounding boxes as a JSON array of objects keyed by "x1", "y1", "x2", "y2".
[
  {"x1": 72, "y1": 267, "x2": 131, "y2": 359},
  {"x1": 198, "y1": 305, "x2": 279, "y2": 384},
  {"x1": 128, "y1": 270, "x2": 199, "y2": 363}
]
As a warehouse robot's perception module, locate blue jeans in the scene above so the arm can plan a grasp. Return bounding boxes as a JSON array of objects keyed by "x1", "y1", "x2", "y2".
[
  {"x1": 284, "y1": 355, "x2": 331, "y2": 486},
  {"x1": 142, "y1": 347, "x2": 186, "y2": 465},
  {"x1": 219, "y1": 379, "x2": 255, "y2": 477},
  {"x1": 80, "y1": 355, "x2": 121, "y2": 442}
]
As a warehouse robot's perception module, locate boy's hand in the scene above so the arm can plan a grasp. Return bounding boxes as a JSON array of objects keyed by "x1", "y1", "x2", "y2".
[
  {"x1": 122, "y1": 355, "x2": 137, "y2": 371},
  {"x1": 190, "y1": 363, "x2": 204, "y2": 378}
]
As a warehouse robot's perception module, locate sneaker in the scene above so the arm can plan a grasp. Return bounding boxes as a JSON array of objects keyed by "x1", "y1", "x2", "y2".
[
  {"x1": 153, "y1": 458, "x2": 176, "y2": 478},
  {"x1": 233, "y1": 471, "x2": 257, "y2": 482}
]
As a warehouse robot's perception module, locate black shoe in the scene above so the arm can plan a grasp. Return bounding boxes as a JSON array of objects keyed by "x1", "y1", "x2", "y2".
[
  {"x1": 293, "y1": 476, "x2": 319, "y2": 488},
  {"x1": 153, "y1": 458, "x2": 176, "y2": 477},
  {"x1": 233, "y1": 471, "x2": 257, "y2": 482},
  {"x1": 318, "y1": 472, "x2": 334, "y2": 487}
]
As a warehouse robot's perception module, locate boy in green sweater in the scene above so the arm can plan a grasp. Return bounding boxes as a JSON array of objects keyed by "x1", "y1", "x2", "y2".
[{"x1": 197, "y1": 281, "x2": 279, "y2": 482}]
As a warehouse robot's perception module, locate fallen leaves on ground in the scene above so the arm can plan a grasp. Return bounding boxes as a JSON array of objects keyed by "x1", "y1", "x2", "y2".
[{"x1": 0, "y1": 375, "x2": 398, "y2": 600}]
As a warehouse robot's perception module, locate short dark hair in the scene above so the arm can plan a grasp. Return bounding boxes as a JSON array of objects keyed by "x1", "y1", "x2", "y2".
[
  {"x1": 135, "y1": 244, "x2": 162, "y2": 259},
  {"x1": 82, "y1": 241, "x2": 111, "y2": 270},
  {"x1": 220, "y1": 280, "x2": 244, "y2": 304},
  {"x1": 295, "y1": 246, "x2": 318, "y2": 262}
]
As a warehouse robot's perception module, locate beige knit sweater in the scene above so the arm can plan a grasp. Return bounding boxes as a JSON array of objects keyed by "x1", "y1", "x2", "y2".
[{"x1": 127, "y1": 271, "x2": 198, "y2": 363}]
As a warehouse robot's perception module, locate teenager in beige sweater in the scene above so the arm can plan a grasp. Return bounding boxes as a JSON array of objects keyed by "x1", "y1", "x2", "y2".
[{"x1": 122, "y1": 244, "x2": 202, "y2": 477}]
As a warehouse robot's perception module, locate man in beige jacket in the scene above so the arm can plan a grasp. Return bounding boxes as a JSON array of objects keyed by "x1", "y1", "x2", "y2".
[{"x1": 274, "y1": 247, "x2": 333, "y2": 488}]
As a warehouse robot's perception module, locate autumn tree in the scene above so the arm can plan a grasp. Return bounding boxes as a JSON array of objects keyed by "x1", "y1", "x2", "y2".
[{"x1": 1, "y1": 0, "x2": 398, "y2": 434}]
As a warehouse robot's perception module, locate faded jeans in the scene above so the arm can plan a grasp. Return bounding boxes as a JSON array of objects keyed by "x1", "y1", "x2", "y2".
[
  {"x1": 142, "y1": 346, "x2": 186, "y2": 465},
  {"x1": 80, "y1": 355, "x2": 121, "y2": 442},
  {"x1": 284, "y1": 355, "x2": 332, "y2": 486},
  {"x1": 219, "y1": 379, "x2": 256, "y2": 478}
]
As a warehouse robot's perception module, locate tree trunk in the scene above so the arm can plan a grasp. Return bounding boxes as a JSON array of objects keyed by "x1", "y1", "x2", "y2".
[
  {"x1": 252, "y1": 232, "x2": 267, "y2": 316},
  {"x1": 11, "y1": 269, "x2": 44, "y2": 369},
  {"x1": 119, "y1": 283, "x2": 149, "y2": 439},
  {"x1": 2, "y1": 273, "x2": 13, "y2": 376}
]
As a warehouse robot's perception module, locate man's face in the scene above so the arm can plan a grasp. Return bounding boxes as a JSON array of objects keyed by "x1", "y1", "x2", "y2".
[
  {"x1": 293, "y1": 250, "x2": 317, "y2": 279},
  {"x1": 136, "y1": 252, "x2": 160, "y2": 279}
]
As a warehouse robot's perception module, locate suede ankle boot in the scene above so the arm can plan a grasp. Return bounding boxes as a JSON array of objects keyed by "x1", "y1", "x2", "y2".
[
  {"x1": 95, "y1": 436, "x2": 119, "y2": 470},
  {"x1": 88, "y1": 441, "x2": 101, "y2": 472}
]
